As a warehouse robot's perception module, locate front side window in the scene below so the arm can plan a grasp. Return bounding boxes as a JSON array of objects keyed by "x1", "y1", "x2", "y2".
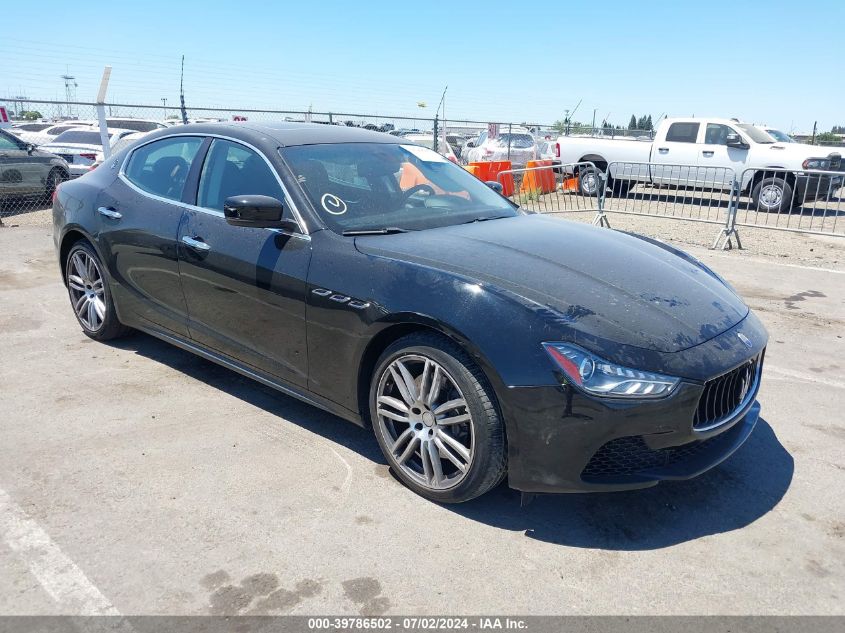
[
  {"x1": 704, "y1": 123, "x2": 735, "y2": 145},
  {"x1": 0, "y1": 131, "x2": 21, "y2": 150},
  {"x1": 665, "y1": 122, "x2": 700, "y2": 143},
  {"x1": 124, "y1": 136, "x2": 203, "y2": 201},
  {"x1": 280, "y1": 142, "x2": 518, "y2": 234},
  {"x1": 197, "y1": 139, "x2": 283, "y2": 211}
]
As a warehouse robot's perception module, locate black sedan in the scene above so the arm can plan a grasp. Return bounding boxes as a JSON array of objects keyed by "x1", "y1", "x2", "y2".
[
  {"x1": 52, "y1": 122, "x2": 767, "y2": 503},
  {"x1": 1, "y1": 128, "x2": 69, "y2": 206}
]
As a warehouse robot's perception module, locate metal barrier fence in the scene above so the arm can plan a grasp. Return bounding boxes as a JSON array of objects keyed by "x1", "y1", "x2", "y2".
[
  {"x1": 732, "y1": 167, "x2": 844, "y2": 238},
  {"x1": 497, "y1": 162, "x2": 602, "y2": 214},
  {"x1": 497, "y1": 160, "x2": 845, "y2": 248}
]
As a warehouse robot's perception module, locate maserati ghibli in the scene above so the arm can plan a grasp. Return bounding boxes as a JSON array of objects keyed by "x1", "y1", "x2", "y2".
[{"x1": 52, "y1": 122, "x2": 766, "y2": 502}]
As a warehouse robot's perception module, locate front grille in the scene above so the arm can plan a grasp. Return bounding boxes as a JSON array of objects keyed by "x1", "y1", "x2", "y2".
[
  {"x1": 581, "y1": 430, "x2": 735, "y2": 481},
  {"x1": 692, "y1": 353, "x2": 762, "y2": 430}
]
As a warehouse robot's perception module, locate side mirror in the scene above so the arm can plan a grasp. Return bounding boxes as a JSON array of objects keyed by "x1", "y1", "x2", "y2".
[
  {"x1": 485, "y1": 181, "x2": 504, "y2": 194},
  {"x1": 465, "y1": 141, "x2": 476, "y2": 148},
  {"x1": 223, "y1": 195, "x2": 299, "y2": 231},
  {"x1": 726, "y1": 133, "x2": 749, "y2": 150},
  {"x1": 26, "y1": 143, "x2": 36, "y2": 154}
]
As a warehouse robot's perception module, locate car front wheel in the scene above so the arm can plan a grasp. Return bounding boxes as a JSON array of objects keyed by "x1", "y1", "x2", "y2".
[
  {"x1": 370, "y1": 333, "x2": 506, "y2": 503},
  {"x1": 751, "y1": 176, "x2": 793, "y2": 213}
]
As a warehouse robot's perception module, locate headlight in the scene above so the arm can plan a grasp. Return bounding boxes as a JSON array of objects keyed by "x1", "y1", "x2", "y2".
[
  {"x1": 542, "y1": 343, "x2": 680, "y2": 398},
  {"x1": 802, "y1": 158, "x2": 831, "y2": 170}
]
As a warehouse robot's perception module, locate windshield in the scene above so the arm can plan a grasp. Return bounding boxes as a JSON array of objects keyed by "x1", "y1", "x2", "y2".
[
  {"x1": 50, "y1": 130, "x2": 105, "y2": 146},
  {"x1": 765, "y1": 129, "x2": 794, "y2": 143},
  {"x1": 280, "y1": 142, "x2": 518, "y2": 234},
  {"x1": 494, "y1": 133, "x2": 535, "y2": 148},
  {"x1": 736, "y1": 124, "x2": 774, "y2": 144}
]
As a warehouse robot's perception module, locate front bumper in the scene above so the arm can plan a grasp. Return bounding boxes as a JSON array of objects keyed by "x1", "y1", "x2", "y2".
[
  {"x1": 795, "y1": 173, "x2": 842, "y2": 201},
  {"x1": 500, "y1": 318, "x2": 767, "y2": 494}
]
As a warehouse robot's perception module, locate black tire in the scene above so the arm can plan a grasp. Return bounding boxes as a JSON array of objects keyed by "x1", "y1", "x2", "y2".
[
  {"x1": 45, "y1": 168, "x2": 67, "y2": 201},
  {"x1": 578, "y1": 166, "x2": 602, "y2": 197},
  {"x1": 369, "y1": 332, "x2": 506, "y2": 503},
  {"x1": 606, "y1": 178, "x2": 632, "y2": 198},
  {"x1": 65, "y1": 240, "x2": 131, "y2": 341},
  {"x1": 751, "y1": 176, "x2": 793, "y2": 213}
]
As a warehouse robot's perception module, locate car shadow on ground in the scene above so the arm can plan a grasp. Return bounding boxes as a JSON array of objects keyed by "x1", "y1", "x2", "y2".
[
  {"x1": 108, "y1": 332, "x2": 793, "y2": 551},
  {"x1": 446, "y1": 419, "x2": 793, "y2": 550}
]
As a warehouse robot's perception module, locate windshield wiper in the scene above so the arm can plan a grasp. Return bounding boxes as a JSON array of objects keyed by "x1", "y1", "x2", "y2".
[
  {"x1": 342, "y1": 227, "x2": 410, "y2": 236},
  {"x1": 460, "y1": 215, "x2": 512, "y2": 225}
]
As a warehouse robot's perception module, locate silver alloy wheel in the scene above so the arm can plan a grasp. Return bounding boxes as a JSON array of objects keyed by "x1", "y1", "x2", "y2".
[
  {"x1": 376, "y1": 354, "x2": 475, "y2": 490},
  {"x1": 67, "y1": 250, "x2": 106, "y2": 332},
  {"x1": 760, "y1": 184, "x2": 783, "y2": 209},
  {"x1": 581, "y1": 171, "x2": 598, "y2": 195}
]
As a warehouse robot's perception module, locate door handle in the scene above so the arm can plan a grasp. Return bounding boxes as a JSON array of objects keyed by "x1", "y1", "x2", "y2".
[
  {"x1": 181, "y1": 235, "x2": 211, "y2": 252},
  {"x1": 658, "y1": 147, "x2": 669, "y2": 153},
  {"x1": 97, "y1": 206, "x2": 122, "y2": 219},
  {"x1": 702, "y1": 151, "x2": 714, "y2": 157}
]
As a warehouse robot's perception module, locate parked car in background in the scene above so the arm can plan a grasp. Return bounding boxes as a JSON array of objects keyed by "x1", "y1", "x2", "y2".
[
  {"x1": 14, "y1": 122, "x2": 95, "y2": 146},
  {"x1": 446, "y1": 134, "x2": 468, "y2": 159},
  {"x1": 402, "y1": 133, "x2": 459, "y2": 162},
  {"x1": 0, "y1": 128, "x2": 69, "y2": 204},
  {"x1": 39, "y1": 128, "x2": 136, "y2": 177},
  {"x1": 101, "y1": 118, "x2": 168, "y2": 133},
  {"x1": 462, "y1": 130, "x2": 537, "y2": 168},
  {"x1": 555, "y1": 117, "x2": 844, "y2": 211}
]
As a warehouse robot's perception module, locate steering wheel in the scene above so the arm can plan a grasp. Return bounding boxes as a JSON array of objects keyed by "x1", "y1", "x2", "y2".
[{"x1": 399, "y1": 184, "x2": 436, "y2": 206}]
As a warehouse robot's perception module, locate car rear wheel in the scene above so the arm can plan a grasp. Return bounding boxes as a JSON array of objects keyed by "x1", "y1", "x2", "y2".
[
  {"x1": 751, "y1": 176, "x2": 793, "y2": 213},
  {"x1": 65, "y1": 241, "x2": 130, "y2": 340},
  {"x1": 370, "y1": 333, "x2": 506, "y2": 503},
  {"x1": 578, "y1": 166, "x2": 602, "y2": 197},
  {"x1": 45, "y1": 168, "x2": 66, "y2": 200}
]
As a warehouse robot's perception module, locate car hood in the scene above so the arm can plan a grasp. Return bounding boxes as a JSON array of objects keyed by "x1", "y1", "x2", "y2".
[
  {"x1": 763, "y1": 142, "x2": 842, "y2": 160},
  {"x1": 354, "y1": 215, "x2": 748, "y2": 353}
]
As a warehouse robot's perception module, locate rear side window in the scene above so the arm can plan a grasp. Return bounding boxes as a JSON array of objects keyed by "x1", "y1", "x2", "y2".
[
  {"x1": 497, "y1": 133, "x2": 535, "y2": 148},
  {"x1": 665, "y1": 122, "x2": 700, "y2": 143},
  {"x1": 51, "y1": 130, "x2": 104, "y2": 145},
  {"x1": 0, "y1": 131, "x2": 20, "y2": 150},
  {"x1": 124, "y1": 136, "x2": 203, "y2": 201},
  {"x1": 197, "y1": 139, "x2": 283, "y2": 211},
  {"x1": 107, "y1": 120, "x2": 162, "y2": 132}
]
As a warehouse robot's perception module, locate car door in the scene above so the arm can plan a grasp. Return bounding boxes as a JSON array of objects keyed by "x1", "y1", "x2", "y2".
[
  {"x1": 178, "y1": 137, "x2": 311, "y2": 387},
  {"x1": 651, "y1": 121, "x2": 700, "y2": 186},
  {"x1": 0, "y1": 130, "x2": 41, "y2": 195},
  {"x1": 696, "y1": 123, "x2": 746, "y2": 189},
  {"x1": 97, "y1": 135, "x2": 205, "y2": 337}
]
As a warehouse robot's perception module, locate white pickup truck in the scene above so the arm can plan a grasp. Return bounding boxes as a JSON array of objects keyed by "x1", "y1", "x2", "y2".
[{"x1": 555, "y1": 117, "x2": 843, "y2": 211}]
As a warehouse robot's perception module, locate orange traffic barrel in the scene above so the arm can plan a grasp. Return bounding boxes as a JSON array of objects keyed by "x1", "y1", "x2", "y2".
[{"x1": 469, "y1": 161, "x2": 514, "y2": 196}]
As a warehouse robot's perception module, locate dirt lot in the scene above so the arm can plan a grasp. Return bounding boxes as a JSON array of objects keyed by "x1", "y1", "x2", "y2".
[{"x1": 0, "y1": 209, "x2": 843, "y2": 616}]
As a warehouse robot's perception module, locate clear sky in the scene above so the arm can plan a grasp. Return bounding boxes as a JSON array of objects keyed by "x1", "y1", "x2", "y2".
[{"x1": 2, "y1": 0, "x2": 843, "y2": 132}]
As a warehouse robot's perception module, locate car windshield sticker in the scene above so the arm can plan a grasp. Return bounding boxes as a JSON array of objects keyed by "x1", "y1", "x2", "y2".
[
  {"x1": 320, "y1": 193, "x2": 347, "y2": 215},
  {"x1": 400, "y1": 144, "x2": 448, "y2": 163}
]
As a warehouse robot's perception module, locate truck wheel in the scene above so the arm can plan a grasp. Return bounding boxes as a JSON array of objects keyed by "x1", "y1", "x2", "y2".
[
  {"x1": 578, "y1": 167, "x2": 601, "y2": 197},
  {"x1": 606, "y1": 178, "x2": 632, "y2": 198},
  {"x1": 751, "y1": 177, "x2": 793, "y2": 213}
]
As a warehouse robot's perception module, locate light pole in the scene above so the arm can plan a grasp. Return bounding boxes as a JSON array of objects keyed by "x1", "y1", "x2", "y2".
[{"x1": 162, "y1": 98, "x2": 167, "y2": 120}]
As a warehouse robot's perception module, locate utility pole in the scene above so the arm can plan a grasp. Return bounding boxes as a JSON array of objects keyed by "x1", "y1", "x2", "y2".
[
  {"x1": 61, "y1": 73, "x2": 78, "y2": 118},
  {"x1": 812, "y1": 121, "x2": 817, "y2": 145},
  {"x1": 161, "y1": 98, "x2": 167, "y2": 120}
]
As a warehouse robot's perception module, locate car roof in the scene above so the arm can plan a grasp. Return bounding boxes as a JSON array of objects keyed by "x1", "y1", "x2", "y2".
[{"x1": 137, "y1": 121, "x2": 402, "y2": 148}]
